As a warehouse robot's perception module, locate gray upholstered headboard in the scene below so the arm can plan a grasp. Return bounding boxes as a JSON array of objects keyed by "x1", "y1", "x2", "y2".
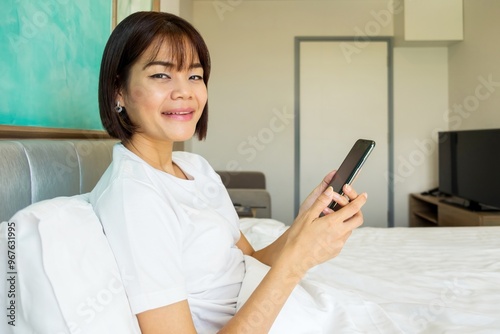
[
  {"x1": 0, "y1": 139, "x2": 272, "y2": 221},
  {"x1": 0, "y1": 139, "x2": 117, "y2": 222}
]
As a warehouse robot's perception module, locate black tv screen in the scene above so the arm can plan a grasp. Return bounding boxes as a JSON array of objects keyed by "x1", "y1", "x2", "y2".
[{"x1": 439, "y1": 129, "x2": 500, "y2": 211}]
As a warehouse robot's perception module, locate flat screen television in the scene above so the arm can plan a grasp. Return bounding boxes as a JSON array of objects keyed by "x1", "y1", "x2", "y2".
[{"x1": 438, "y1": 128, "x2": 500, "y2": 211}]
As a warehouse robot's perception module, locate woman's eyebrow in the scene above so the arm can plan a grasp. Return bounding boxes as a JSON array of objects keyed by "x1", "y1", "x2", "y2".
[
  {"x1": 143, "y1": 61, "x2": 203, "y2": 70},
  {"x1": 143, "y1": 60, "x2": 174, "y2": 70}
]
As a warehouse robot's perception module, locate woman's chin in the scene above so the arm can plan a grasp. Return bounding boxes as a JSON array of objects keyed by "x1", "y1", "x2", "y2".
[{"x1": 167, "y1": 130, "x2": 196, "y2": 143}]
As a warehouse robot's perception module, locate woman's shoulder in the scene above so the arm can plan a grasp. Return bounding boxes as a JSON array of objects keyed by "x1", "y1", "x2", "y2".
[
  {"x1": 173, "y1": 150, "x2": 207, "y2": 162},
  {"x1": 90, "y1": 144, "x2": 159, "y2": 203},
  {"x1": 172, "y1": 151, "x2": 213, "y2": 171},
  {"x1": 172, "y1": 151, "x2": 222, "y2": 184}
]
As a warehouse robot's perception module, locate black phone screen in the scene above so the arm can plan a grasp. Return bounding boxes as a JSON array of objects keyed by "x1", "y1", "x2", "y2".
[{"x1": 327, "y1": 139, "x2": 375, "y2": 210}]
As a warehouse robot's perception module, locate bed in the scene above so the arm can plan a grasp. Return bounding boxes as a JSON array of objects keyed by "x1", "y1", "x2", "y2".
[
  {"x1": 240, "y1": 218, "x2": 500, "y2": 333},
  {"x1": 1, "y1": 139, "x2": 499, "y2": 333}
]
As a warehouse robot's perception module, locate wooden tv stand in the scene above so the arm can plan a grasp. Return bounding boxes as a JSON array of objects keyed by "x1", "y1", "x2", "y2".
[{"x1": 409, "y1": 193, "x2": 500, "y2": 227}]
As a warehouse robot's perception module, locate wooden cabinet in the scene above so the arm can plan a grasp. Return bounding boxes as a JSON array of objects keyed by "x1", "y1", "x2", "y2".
[
  {"x1": 409, "y1": 193, "x2": 500, "y2": 227},
  {"x1": 409, "y1": 193, "x2": 440, "y2": 227}
]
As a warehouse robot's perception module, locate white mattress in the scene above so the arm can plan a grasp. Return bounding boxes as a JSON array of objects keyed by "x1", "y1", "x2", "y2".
[{"x1": 240, "y1": 219, "x2": 500, "y2": 333}]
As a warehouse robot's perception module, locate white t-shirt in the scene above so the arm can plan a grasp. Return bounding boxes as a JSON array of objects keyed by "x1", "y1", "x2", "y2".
[{"x1": 90, "y1": 144, "x2": 245, "y2": 333}]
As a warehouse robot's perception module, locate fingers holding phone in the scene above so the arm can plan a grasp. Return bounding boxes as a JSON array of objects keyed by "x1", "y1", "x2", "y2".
[
  {"x1": 320, "y1": 184, "x2": 366, "y2": 217},
  {"x1": 325, "y1": 139, "x2": 375, "y2": 212},
  {"x1": 298, "y1": 169, "x2": 338, "y2": 216},
  {"x1": 287, "y1": 186, "x2": 366, "y2": 269}
]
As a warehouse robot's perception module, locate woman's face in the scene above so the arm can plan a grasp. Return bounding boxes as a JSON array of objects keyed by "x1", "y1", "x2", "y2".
[{"x1": 117, "y1": 40, "x2": 207, "y2": 144}]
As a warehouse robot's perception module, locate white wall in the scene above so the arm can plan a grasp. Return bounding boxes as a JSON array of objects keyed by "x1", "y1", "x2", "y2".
[
  {"x1": 190, "y1": 0, "x2": 451, "y2": 226},
  {"x1": 393, "y1": 47, "x2": 449, "y2": 227},
  {"x1": 161, "y1": 0, "x2": 193, "y2": 21},
  {"x1": 448, "y1": 0, "x2": 500, "y2": 130},
  {"x1": 192, "y1": 0, "x2": 396, "y2": 224}
]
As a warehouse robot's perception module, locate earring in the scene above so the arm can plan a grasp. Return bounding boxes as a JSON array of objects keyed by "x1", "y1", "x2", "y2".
[{"x1": 114, "y1": 101, "x2": 123, "y2": 113}]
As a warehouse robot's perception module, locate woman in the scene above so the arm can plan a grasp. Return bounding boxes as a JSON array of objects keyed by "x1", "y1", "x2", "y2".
[{"x1": 90, "y1": 11, "x2": 367, "y2": 334}]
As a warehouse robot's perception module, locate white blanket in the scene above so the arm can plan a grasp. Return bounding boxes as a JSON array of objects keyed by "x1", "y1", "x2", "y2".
[{"x1": 239, "y1": 218, "x2": 500, "y2": 333}]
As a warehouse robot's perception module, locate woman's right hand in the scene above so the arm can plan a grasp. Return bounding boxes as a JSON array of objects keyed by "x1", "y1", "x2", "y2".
[
  {"x1": 282, "y1": 184, "x2": 367, "y2": 274},
  {"x1": 219, "y1": 184, "x2": 367, "y2": 334}
]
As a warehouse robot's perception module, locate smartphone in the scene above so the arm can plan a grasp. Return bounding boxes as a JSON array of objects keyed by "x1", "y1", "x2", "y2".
[{"x1": 325, "y1": 139, "x2": 375, "y2": 211}]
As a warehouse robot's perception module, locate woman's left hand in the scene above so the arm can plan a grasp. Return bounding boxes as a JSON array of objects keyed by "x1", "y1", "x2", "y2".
[{"x1": 297, "y1": 170, "x2": 336, "y2": 215}]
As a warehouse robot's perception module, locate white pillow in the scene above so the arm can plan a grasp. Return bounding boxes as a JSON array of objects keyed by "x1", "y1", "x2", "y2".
[{"x1": 0, "y1": 195, "x2": 141, "y2": 334}]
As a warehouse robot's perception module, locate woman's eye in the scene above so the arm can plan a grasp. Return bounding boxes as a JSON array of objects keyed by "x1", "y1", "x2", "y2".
[
  {"x1": 190, "y1": 75, "x2": 203, "y2": 81},
  {"x1": 151, "y1": 73, "x2": 170, "y2": 79}
]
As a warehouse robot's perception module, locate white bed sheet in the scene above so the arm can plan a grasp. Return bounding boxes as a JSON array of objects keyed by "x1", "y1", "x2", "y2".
[{"x1": 239, "y1": 218, "x2": 500, "y2": 334}]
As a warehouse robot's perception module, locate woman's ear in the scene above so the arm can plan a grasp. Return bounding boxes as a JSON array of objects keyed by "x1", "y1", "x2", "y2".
[
  {"x1": 114, "y1": 75, "x2": 125, "y2": 106},
  {"x1": 114, "y1": 89, "x2": 125, "y2": 108},
  {"x1": 113, "y1": 89, "x2": 126, "y2": 114}
]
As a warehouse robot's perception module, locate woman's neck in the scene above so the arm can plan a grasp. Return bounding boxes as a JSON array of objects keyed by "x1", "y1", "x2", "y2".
[{"x1": 124, "y1": 135, "x2": 187, "y2": 179}]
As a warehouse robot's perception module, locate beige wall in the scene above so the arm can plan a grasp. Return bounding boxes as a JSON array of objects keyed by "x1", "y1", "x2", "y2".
[
  {"x1": 392, "y1": 47, "x2": 449, "y2": 227},
  {"x1": 192, "y1": 0, "x2": 397, "y2": 224},
  {"x1": 188, "y1": 0, "x2": 492, "y2": 226},
  {"x1": 448, "y1": 0, "x2": 500, "y2": 130},
  {"x1": 161, "y1": 0, "x2": 193, "y2": 21}
]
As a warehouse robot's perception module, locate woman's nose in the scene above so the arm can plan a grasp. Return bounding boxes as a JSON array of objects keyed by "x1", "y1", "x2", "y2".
[{"x1": 171, "y1": 79, "x2": 192, "y2": 100}]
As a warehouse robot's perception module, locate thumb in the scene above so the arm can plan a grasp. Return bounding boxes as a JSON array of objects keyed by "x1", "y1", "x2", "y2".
[{"x1": 310, "y1": 186, "x2": 334, "y2": 218}]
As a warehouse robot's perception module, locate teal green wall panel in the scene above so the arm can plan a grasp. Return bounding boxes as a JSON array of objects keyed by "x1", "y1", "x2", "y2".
[{"x1": 0, "y1": 0, "x2": 111, "y2": 130}]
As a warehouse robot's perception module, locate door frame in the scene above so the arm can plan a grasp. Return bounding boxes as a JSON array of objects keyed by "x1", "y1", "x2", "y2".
[{"x1": 294, "y1": 36, "x2": 394, "y2": 227}]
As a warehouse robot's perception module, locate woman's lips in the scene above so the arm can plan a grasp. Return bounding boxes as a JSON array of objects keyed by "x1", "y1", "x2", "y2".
[{"x1": 161, "y1": 109, "x2": 195, "y2": 121}]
